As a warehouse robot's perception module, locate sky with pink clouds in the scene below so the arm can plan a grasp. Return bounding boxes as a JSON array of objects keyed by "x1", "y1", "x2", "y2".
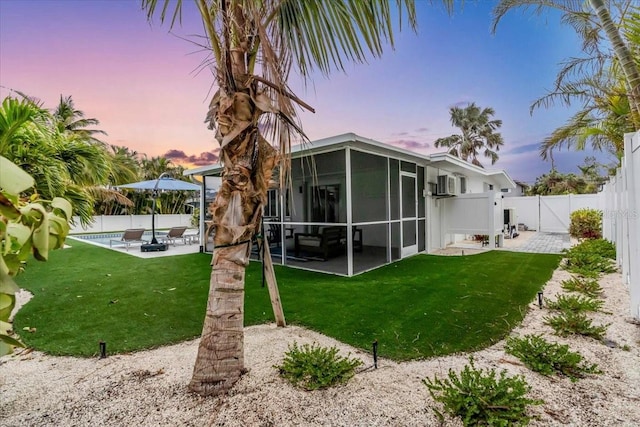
[{"x1": 0, "y1": 0, "x2": 613, "y2": 183}]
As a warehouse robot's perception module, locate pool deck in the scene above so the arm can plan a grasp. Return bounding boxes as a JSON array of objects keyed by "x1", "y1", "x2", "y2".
[{"x1": 68, "y1": 236, "x2": 203, "y2": 258}]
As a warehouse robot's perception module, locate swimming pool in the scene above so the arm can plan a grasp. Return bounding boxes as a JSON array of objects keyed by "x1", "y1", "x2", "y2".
[{"x1": 69, "y1": 231, "x2": 159, "y2": 248}]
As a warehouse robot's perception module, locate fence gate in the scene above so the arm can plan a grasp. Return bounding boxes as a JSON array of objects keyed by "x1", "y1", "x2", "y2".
[{"x1": 539, "y1": 196, "x2": 571, "y2": 232}]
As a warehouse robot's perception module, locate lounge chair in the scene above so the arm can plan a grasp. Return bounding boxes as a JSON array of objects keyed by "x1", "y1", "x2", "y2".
[
  {"x1": 109, "y1": 229, "x2": 148, "y2": 251},
  {"x1": 161, "y1": 226, "x2": 189, "y2": 246},
  {"x1": 184, "y1": 228, "x2": 200, "y2": 244}
]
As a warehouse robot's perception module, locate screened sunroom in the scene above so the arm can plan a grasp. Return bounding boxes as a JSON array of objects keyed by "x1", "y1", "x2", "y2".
[{"x1": 187, "y1": 133, "x2": 429, "y2": 276}]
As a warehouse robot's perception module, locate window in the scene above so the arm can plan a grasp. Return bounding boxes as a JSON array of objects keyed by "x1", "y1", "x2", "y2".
[
  {"x1": 264, "y1": 189, "x2": 292, "y2": 219},
  {"x1": 311, "y1": 185, "x2": 340, "y2": 223},
  {"x1": 264, "y1": 189, "x2": 279, "y2": 218}
]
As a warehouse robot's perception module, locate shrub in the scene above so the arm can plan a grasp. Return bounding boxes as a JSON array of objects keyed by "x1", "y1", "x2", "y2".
[
  {"x1": 569, "y1": 208, "x2": 602, "y2": 240},
  {"x1": 545, "y1": 294, "x2": 604, "y2": 313},
  {"x1": 505, "y1": 334, "x2": 601, "y2": 382},
  {"x1": 190, "y1": 207, "x2": 200, "y2": 228},
  {"x1": 559, "y1": 277, "x2": 603, "y2": 298},
  {"x1": 563, "y1": 239, "x2": 616, "y2": 277},
  {"x1": 275, "y1": 342, "x2": 362, "y2": 390},
  {"x1": 580, "y1": 239, "x2": 616, "y2": 260},
  {"x1": 544, "y1": 312, "x2": 608, "y2": 340},
  {"x1": 424, "y1": 357, "x2": 542, "y2": 426}
]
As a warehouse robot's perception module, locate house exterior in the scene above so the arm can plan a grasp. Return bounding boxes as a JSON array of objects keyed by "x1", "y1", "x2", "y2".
[
  {"x1": 502, "y1": 180, "x2": 529, "y2": 197},
  {"x1": 185, "y1": 133, "x2": 515, "y2": 276}
]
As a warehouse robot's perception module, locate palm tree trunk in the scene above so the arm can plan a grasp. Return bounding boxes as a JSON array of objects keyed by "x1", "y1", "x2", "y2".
[
  {"x1": 589, "y1": 0, "x2": 640, "y2": 128},
  {"x1": 188, "y1": 242, "x2": 249, "y2": 395},
  {"x1": 189, "y1": 110, "x2": 279, "y2": 395}
]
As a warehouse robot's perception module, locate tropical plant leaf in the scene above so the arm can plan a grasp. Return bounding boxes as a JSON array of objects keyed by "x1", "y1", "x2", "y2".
[{"x1": 0, "y1": 155, "x2": 35, "y2": 194}]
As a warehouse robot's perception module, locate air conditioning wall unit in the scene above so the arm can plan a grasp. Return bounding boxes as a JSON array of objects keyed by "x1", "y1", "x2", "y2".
[{"x1": 437, "y1": 174, "x2": 457, "y2": 196}]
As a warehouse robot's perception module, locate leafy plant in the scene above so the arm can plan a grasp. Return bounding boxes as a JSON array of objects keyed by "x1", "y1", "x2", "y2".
[
  {"x1": 0, "y1": 156, "x2": 71, "y2": 355},
  {"x1": 545, "y1": 294, "x2": 603, "y2": 312},
  {"x1": 579, "y1": 239, "x2": 616, "y2": 260},
  {"x1": 569, "y1": 208, "x2": 602, "y2": 240},
  {"x1": 544, "y1": 312, "x2": 608, "y2": 340},
  {"x1": 424, "y1": 357, "x2": 542, "y2": 426},
  {"x1": 505, "y1": 334, "x2": 601, "y2": 382},
  {"x1": 560, "y1": 276, "x2": 603, "y2": 298},
  {"x1": 275, "y1": 342, "x2": 362, "y2": 390},
  {"x1": 563, "y1": 239, "x2": 616, "y2": 277},
  {"x1": 190, "y1": 207, "x2": 200, "y2": 228}
]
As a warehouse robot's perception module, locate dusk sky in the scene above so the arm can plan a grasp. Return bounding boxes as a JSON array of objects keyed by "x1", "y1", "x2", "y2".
[{"x1": 0, "y1": 0, "x2": 613, "y2": 183}]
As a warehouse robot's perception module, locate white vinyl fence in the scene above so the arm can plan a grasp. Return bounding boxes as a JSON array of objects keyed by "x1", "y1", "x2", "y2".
[
  {"x1": 69, "y1": 214, "x2": 193, "y2": 234},
  {"x1": 503, "y1": 194, "x2": 602, "y2": 233},
  {"x1": 442, "y1": 191, "x2": 504, "y2": 246},
  {"x1": 601, "y1": 131, "x2": 640, "y2": 320}
]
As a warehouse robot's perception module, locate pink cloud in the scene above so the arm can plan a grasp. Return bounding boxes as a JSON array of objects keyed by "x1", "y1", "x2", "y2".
[
  {"x1": 163, "y1": 149, "x2": 220, "y2": 167},
  {"x1": 389, "y1": 139, "x2": 430, "y2": 151}
]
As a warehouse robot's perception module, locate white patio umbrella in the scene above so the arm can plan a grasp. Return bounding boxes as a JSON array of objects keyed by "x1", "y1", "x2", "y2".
[
  {"x1": 117, "y1": 176, "x2": 201, "y2": 191},
  {"x1": 117, "y1": 173, "x2": 201, "y2": 247}
]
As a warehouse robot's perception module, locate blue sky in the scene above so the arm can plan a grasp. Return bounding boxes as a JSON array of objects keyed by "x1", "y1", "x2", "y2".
[{"x1": 0, "y1": 0, "x2": 613, "y2": 183}]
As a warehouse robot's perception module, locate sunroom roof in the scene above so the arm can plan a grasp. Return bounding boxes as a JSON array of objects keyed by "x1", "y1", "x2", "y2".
[{"x1": 184, "y1": 132, "x2": 515, "y2": 189}]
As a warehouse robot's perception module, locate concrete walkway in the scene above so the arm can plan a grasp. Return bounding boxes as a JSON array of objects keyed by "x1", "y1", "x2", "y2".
[
  {"x1": 508, "y1": 232, "x2": 572, "y2": 254},
  {"x1": 435, "y1": 231, "x2": 573, "y2": 256}
]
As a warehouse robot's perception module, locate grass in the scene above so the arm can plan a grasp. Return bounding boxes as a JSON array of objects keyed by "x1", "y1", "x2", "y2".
[{"x1": 14, "y1": 240, "x2": 560, "y2": 360}]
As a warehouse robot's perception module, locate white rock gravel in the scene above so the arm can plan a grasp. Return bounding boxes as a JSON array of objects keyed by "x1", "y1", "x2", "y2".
[{"x1": 1, "y1": 265, "x2": 639, "y2": 426}]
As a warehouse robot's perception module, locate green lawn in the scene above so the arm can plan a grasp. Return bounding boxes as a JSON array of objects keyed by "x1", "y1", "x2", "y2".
[{"x1": 14, "y1": 240, "x2": 560, "y2": 360}]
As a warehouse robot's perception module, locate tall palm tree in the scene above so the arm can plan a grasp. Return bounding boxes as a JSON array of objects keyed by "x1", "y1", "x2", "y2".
[
  {"x1": 493, "y1": 0, "x2": 640, "y2": 128},
  {"x1": 536, "y1": 73, "x2": 632, "y2": 161},
  {"x1": 143, "y1": 0, "x2": 440, "y2": 396},
  {"x1": 590, "y1": 0, "x2": 640, "y2": 126},
  {"x1": 434, "y1": 102, "x2": 504, "y2": 167}
]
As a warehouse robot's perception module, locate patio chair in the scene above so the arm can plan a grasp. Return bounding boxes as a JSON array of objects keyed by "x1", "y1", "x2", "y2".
[
  {"x1": 183, "y1": 228, "x2": 200, "y2": 244},
  {"x1": 109, "y1": 228, "x2": 148, "y2": 251},
  {"x1": 161, "y1": 226, "x2": 189, "y2": 246},
  {"x1": 267, "y1": 223, "x2": 293, "y2": 248}
]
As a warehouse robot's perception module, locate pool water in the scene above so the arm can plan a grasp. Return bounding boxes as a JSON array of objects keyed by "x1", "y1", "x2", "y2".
[{"x1": 69, "y1": 231, "x2": 160, "y2": 247}]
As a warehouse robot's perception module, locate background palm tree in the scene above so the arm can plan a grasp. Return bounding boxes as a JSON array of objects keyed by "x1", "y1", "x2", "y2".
[
  {"x1": 528, "y1": 169, "x2": 589, "y2": 195},
  {"x1": 434, "y1": 102, "x2": 504, "y2": 167},
  {"x1": 143, "y1": 0, "x2": 444, "y2": 396},
  {"x1": 52, "y1": 95, "x2": 107, "y2": 143},
  {"x1": 493, "y1": 0, "x2": 640, "y2": 161},
  {"x1": 1, "y1": 94, "x2": 124, "y2": 225},
  {"x1": 92, "y1": 145, "x2": 141, "y2": 215}
]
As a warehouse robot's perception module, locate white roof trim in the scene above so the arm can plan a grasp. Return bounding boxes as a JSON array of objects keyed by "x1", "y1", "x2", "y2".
[
  {"x1": 428, "y1": 151, "x2": 515, "y2": 189},
  {"x1": 184, "y1": 133, "x2": 515, "y2": 190}
]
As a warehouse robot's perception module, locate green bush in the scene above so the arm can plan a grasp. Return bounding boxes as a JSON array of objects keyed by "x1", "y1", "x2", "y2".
[
  {"x1": 546, "y1": 294, "x2": 603, "y2": 312},
  {"x1": 569, "y1": 208, "x2": 602, "y2": 240},
  {"x1": 563, "y1": 239, "x2": 616, "y2": 277},
  {"x1": 505, "y1": 334, "x2": 600, "y2": 382},
  {"x1": 580, "y1": 239, "x2": 616, "y2": 260},
  {"x1": 424, "y1": 357, "x2": 542, "y2": 426},
  {"x1": 275, "y1": 342, "x2": 362, "y2": 390},
  {"x1": 544, "y1": 312, "x2": 608, "y2": 340},
  {"x1": 190, "y1": 207, "x2": 200, "y2": 228},
  {"x1": 559, "y1": 277, "x2": 603, "y2": 298}
]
